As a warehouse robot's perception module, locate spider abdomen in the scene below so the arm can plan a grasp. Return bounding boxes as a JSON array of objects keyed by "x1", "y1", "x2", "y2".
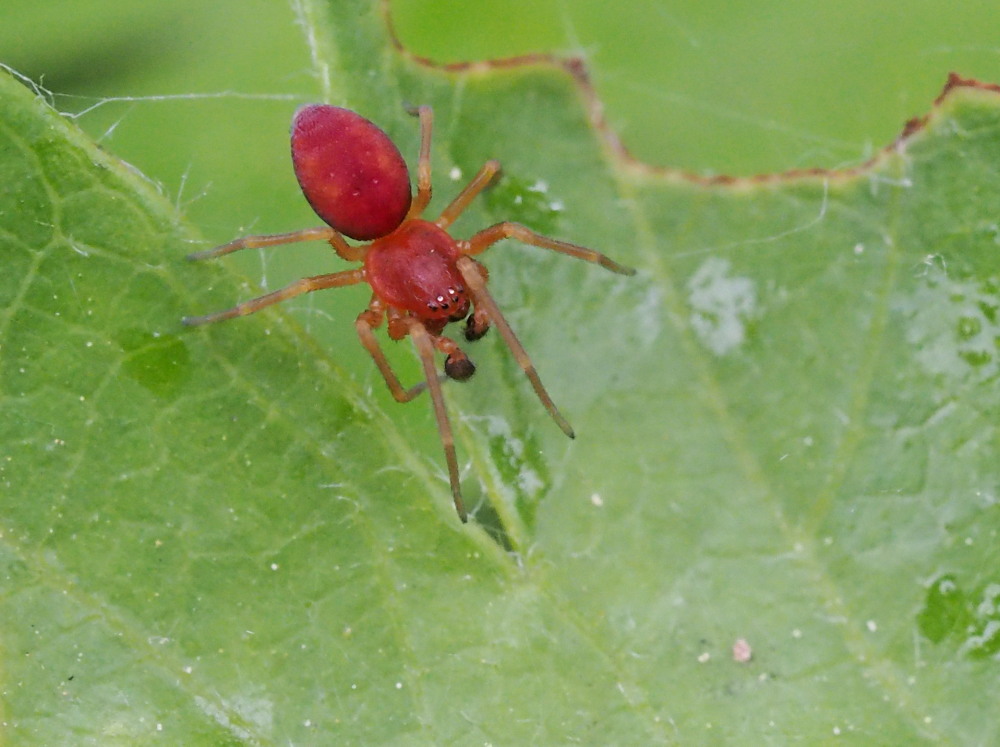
[
  {"x1": 291, "y1": 105, "x2": 412, "y2": 241},
  {"x1": 364, "y1": 220, "x2": 470, "y2": 321}
]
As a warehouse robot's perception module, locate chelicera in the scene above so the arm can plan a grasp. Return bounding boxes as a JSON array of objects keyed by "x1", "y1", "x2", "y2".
[{"x1": 184, "y1": 104, "x2": 634, "y2": 522}]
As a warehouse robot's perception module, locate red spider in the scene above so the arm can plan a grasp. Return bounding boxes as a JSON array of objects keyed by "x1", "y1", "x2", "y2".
[{"x1": 184, "y1": 104, "x2": 634, "y2": 522}]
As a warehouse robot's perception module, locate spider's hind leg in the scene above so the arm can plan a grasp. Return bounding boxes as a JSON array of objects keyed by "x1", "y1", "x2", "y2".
[
  {"x1": 405, "y1": 105, "x2": 434, "y2": 218},
  {"x1": 455, "y1": 256, "x2": 575, "y2": 439}
]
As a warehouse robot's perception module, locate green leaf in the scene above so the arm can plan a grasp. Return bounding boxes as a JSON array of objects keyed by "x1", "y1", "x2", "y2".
[{"x1": 3, "y1": 2, "x2": 1000, "y2": 744}]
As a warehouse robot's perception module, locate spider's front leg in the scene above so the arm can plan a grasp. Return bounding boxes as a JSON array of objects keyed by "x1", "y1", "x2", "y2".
[
  {"x1": 456, "y1": 256, "x2": 575, "y2": 439},
  {"x1": 385, "y1": 310, "x2": 477, "y2": 382},
  {"x1": 402, "y1": 317, "x2": 468, "y2": 522},
  {"x1": 356, "y1": 303, "x2": 476, "y2": 522},
  {"x1": 355, "y1": 301, "x2": 428, "y2": 403},
  {"x1": 459, "y1": 260, "x2": 491, "y2": 342}
]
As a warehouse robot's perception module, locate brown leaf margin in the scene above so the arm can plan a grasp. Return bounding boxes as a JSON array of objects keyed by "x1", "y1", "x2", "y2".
[{"x1": 381, "y1": 3, "x2": 999, "y2": 187}]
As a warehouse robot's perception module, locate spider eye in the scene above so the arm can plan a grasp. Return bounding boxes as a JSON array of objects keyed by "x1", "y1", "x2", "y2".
[{"x1": 428, "y1": 294, "x2": 451, "y2": 313}]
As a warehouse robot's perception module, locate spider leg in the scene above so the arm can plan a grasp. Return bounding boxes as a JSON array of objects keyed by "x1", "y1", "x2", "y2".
[
  {"x1": 463, "y1": 221, "x2": 636, "y2": 276},
  {"x1": 182, "y1": 268, "x2": 365, "y2": 326},
  {"x1": 355, "y1": 302, "x2": 433, "y2": 403},
  {"x1": 186, "y1": 225, "x2": 363, "y2": 263},
  {"x1": 456, "y1": 256, "x2": 575, "y2": 439},
  {"x1": 435, "y1": 159, "x2": 501, "y2": 229},
  {"x1": 358, "y1": 299, "x2": 472, "y2": 399},
  {"x1": 405, "y1": 105, "x2": 434, "y2": 218},
  {"x1": 406, "y1": 318, "x2": 468, "y2": 522}
]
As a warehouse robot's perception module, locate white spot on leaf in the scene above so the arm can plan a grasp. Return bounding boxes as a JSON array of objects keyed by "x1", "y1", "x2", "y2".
[
  {"x1": 687, "y1": 258, "x2": 757, "y2": 355},
  {"x1": 896, "y1": 263, "x2": 1000, "y2": 382}
]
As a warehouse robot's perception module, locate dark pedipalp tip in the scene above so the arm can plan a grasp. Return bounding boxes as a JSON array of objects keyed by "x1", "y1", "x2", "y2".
[{"x1": 445, "y1": 355, "x2": 476, "y2": 381}]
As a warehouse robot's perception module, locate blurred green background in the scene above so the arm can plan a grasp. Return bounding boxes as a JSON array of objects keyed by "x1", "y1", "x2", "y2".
[{"x1": 392, "y1": 0, "x2": 1000, "y2": 173}]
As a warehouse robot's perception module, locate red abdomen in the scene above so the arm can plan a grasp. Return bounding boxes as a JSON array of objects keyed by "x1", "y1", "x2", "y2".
[{"x1": 291, "y1": 105, "x2": 412, "y2": 241}]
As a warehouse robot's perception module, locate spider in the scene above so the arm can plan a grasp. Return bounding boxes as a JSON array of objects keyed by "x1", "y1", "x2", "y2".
[{"x1": 183, "y1": 104, "x2": 634, "y2": 522}]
